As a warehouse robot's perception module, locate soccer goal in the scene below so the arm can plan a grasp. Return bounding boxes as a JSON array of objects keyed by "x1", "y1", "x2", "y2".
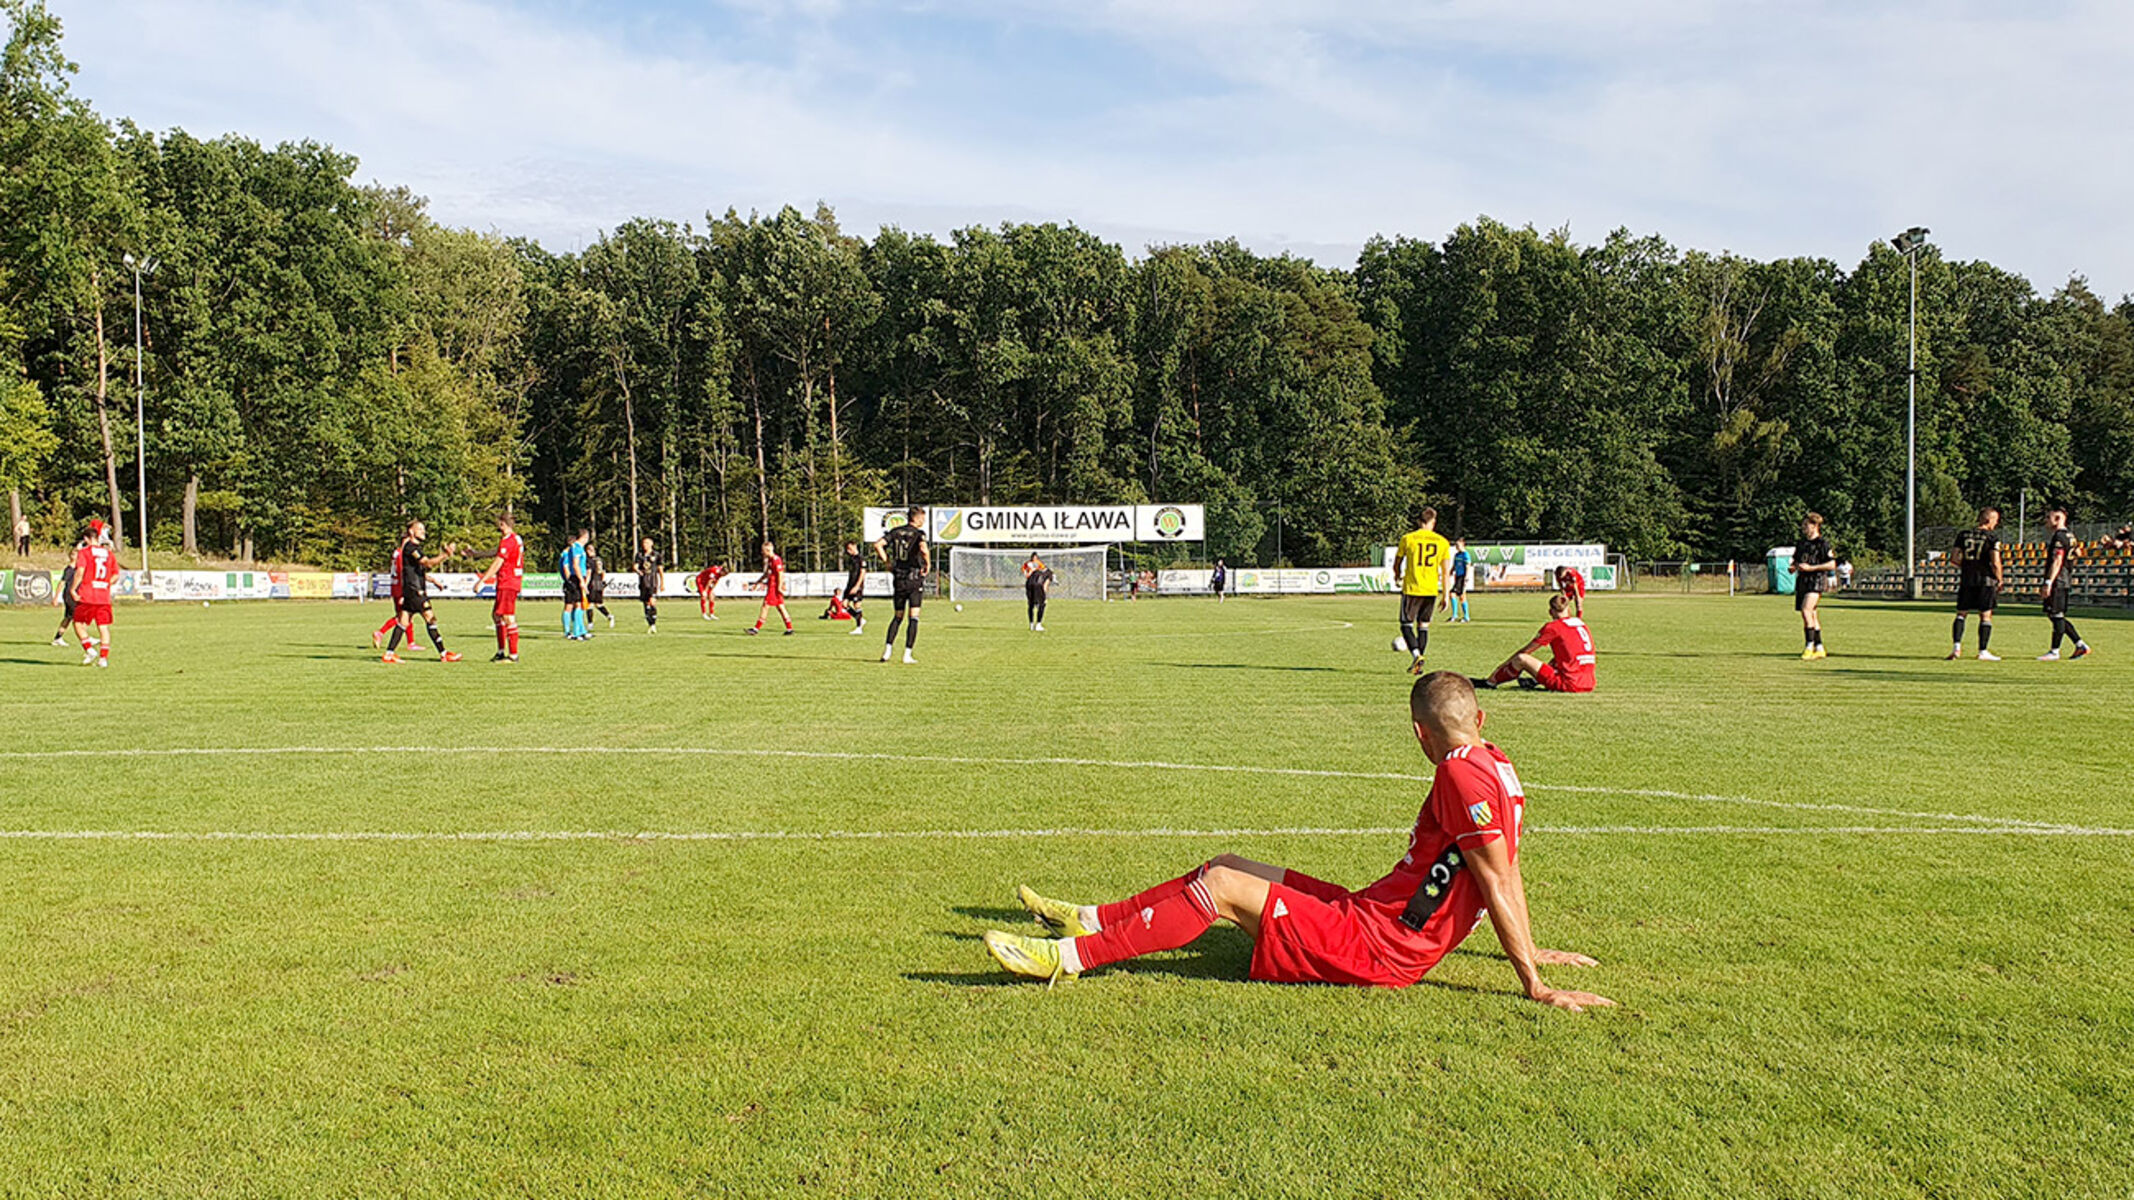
[{"x1": 949, "y1": 546, "x2": 1108, "y2": 602}]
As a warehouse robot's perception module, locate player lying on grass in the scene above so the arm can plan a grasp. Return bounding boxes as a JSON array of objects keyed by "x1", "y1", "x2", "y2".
[
  {"x1": 1472, "y1": 593, "x2": 1595, "y2": 692},
  {"x1": 985, "y1": 673, "x2": 1613, "y2": 1012}
]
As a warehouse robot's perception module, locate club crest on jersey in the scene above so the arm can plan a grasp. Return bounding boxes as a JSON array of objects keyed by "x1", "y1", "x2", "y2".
[
  {"x1": 1270, "y1": 899, "x2": 1289, "y2": 920},
  {"x1": 1467, "y1": 800, "x2": 1493, "y2": 826}
]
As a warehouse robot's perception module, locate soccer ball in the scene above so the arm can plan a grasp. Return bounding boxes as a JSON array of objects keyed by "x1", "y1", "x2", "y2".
[
  {"x1": 202, "y1": 601, "x2": 210, "y2": 608},
  {"x1": 954, "y1": 604, "x2": 964, "y2": 612},
  {"x1": 1392, "y1": 635, "x2": 1409, "y2": 652}
]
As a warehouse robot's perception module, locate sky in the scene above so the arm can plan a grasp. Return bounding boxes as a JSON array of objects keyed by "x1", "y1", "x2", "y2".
[{"x1": 52, "y1": 0, "x2": 2134, "y2": 294}]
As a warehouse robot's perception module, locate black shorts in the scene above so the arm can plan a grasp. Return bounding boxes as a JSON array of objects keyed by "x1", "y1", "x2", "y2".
[
  {"x1": 60, "y1": 597, "x2": 76, "y2": 622},
  {"x1": 1400, "y1": 594, "x2": 1438, "y2": 625},
  {"x1": 1794, "y1": 584, "x2": 1820, "y2": 612},
  {"x1": 562, "y1": 579, "x2": 583, "y2": 605},
  {"x1": 639, "y1": 575, "x2": 659, "y2": 603},
  {"x1": 399, "y1": 591, "x2": 431, "y2": 615},
  {"x1": 1955, "y1": 581, "x2": 1998, "y2": 613},
  {"x1": 1451, "y1": 574, "x2": 1468, "y2": 596},
  {"x1": 843, "y1": 578, "x2": 864, "y2": 603},
  {"x1": 2043, "y1": 582, "x2": 2070, "y2": 618},
  {"x1": 588, "y1": 584, "x2": 606, "y2": 604},
  {"x1": 893, "y1": 573, "x2": 925, "y2": 608}
]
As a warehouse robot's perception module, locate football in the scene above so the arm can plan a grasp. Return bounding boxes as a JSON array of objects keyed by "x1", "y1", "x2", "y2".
[
  {"x1": 1392, "y1": 635, "x2": 1408, "y2": 652},
  {"x1": 954, "y1": 603, "x2": 963, "y2": 612}
]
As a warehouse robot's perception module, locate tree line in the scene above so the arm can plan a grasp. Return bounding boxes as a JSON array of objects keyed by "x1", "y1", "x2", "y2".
[{"x1": 6, "y1": 2, "x2": 2131, "y2": 574}]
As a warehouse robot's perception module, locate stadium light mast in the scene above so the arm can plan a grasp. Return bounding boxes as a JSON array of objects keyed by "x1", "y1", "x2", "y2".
[
  {"x1": 1891, "y1": 226, "x2": 1930, "y2": 596},
  {"x1": 123, "y1": 252, "x2": 158, "y2": 585}
]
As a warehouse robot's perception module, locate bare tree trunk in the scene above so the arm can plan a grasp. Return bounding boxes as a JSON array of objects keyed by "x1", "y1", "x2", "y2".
[
  {"x1": 826, "y1": 359, "x2": 844, "y2": 501},
  {"x1": 182, "y1": 475, "x2": 198, "y2": 555},
  {"x1": 8, "y1": 488, "x2": 21, "y2": 553},
  {"x1": 748, "y1": 361, "x2": 771, "y2": 537},
  {"x1": 615, "y1": 365, "x2": 642, "y2": 548},
  {"x1": 93, "y1": 287, "x2": 125, "y2": 550}
]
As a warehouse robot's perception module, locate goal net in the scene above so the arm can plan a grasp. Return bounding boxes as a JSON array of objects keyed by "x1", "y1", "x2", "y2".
[{"x1": 949, "y1": 546, "x2": 1109, "y2": 602}]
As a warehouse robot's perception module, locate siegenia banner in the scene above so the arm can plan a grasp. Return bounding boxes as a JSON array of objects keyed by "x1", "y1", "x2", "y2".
[{"x1": 864, "y1": 505, "x2": 1204, "y2": 544}]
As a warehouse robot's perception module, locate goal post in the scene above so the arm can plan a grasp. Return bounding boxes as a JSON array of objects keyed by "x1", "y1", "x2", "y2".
[{"x1": 949, "y1": 546, "x2": 1108, "y2": 602}]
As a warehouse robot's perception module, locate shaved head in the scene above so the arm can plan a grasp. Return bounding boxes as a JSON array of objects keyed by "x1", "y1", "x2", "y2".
[{"x1": 1410, "y1": 670, "x2": 1480, "y2": 735}]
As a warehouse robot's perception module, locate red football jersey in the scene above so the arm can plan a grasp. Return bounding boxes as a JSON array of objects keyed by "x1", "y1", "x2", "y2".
[
  {"x1": 763, "y1": 555, "x2": 784, "y2": 591},
  {"x1": 73, "y1": 544, "x2": 117, "y2": 604},
  {"x1": 1538, "y1": 617, "x2": 1596, "y2": 690},
  {"x1": 388, "y1": 544, "x2": 405, "y2": 595},
  {"x1": 496, "y1": 532, "x2": 524, "y2": 585},
  {"x1": 696, "y1": 566, "x2": 725, "y2": 592},
  {"x1": 1560, "y1": 569, "x2": 1586, "y2": 600},
  {"x1": 1343, "y1": 742, "x2": 1525, "y2": 979}
]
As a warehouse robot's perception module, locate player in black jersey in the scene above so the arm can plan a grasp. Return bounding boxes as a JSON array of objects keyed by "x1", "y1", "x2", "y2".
[
  {"x1": 635, "y1": 537, "x2": 662, "y2": 633},
  {"x1": 382, "y1": 519, "x2": 461, "y2": 664},
  {"x1": 874, "y1": 507, "x2": 928, "y2": 663},
  {"x1": 2037, "y1": 506, "x2": 2092, "y2": 660},
  {"x1": 829, "y1": 540, "x2": 867, "y2": 635},
  {"x1": 585, "y1": 540, "x2": 614, "y2": 628},
  {"x1": 1948, "y1": 507, "x2": 2003, "y2": 660},
  {"x1": 1792, "y1": 513, "x2": 1835, "y2": 659}
]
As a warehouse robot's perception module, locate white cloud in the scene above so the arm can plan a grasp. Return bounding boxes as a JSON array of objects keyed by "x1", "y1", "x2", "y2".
[{"x1": 53, "y1": 0, "x2": 2134, "y2": 292}]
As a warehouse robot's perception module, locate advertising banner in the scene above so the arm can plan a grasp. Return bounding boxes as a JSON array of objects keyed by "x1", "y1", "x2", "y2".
[
  {"x1": 283, "y1": 572, "x2": 370, "y2": 599},
  {"x1": 864, "y1": 504, "x2": 1205, "y2": 545},
  {"x1": 1231, "y1": 567, "x2": 1396, "y2": 595},
  {"x1": 12, "y1": 569, "x2": 56, "y2": 606},
  {"x1": 1456, "y1": 544, "x2": 1613, "y2": 591},
  {"x1": 150, "y1": 570, "x2": 278, "y2": 601}
]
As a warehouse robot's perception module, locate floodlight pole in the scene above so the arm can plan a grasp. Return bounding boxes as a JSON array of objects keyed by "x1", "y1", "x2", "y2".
[
  {"x1": 125, "y1": 253, "x2": 156, "y2": 586},
  {"x1": 1891, "y1": 226, "x2": 1928, "y2": 599},
  {"x1": 1905, "y1": 245, "x2": 1918, "y2": 594}
]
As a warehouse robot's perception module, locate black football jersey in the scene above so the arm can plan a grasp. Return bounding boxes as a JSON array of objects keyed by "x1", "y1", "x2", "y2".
[
  {"x1": 1955, "y1": 529, "x2": 1998, "y2": 584},
  {"x1": 884, "y1": 525, "x2": 926, "y2": 575}
]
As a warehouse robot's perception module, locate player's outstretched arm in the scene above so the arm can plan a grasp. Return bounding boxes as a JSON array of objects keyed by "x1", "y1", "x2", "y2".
[{"x1": 1464, "y1": 835, "x2": 1613, "y2": 1014}]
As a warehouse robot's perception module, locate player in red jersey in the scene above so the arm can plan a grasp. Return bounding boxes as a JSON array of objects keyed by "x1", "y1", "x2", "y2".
[
  {"x1": 695, "y1": 562, "x2": 729, "y2": 619},
  {"x1": 746, "y1": 540, "x2": 794, "y2": 635},
  {"x1": 1475, "y1": 594, "x2": 1596, "y2": 693},
  {"x1": 987, "y1": 673, "x2": 1612, "y2": 1010},
  {"x1": 372, "y1": 538, "x2": 408, "y2": 648},
  {"x1": 475, "y1": 512, "x2": 525, "y2": 662},
  {"x1": 69, "y1": 519, "x2": 119, "y2": 667},
  {"x1": 1556, "y1": 565, "x2": 1587, "y2": 618}
]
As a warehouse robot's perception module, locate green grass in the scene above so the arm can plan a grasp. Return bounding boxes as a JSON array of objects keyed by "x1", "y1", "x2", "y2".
[{"x1": 2, "y1": 592, "x2": 2130, "y2": 1198}]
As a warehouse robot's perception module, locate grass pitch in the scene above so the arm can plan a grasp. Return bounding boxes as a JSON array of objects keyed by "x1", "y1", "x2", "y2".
[{"x1": 2, "y1": 592, "x2": 2129, "y2": 1198}]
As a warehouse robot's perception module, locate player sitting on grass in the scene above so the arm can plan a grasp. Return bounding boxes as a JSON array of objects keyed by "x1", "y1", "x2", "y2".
[
  {"x1": 985, "y1": 673, "x2": 1613, "y2": 1012},
  {"x1": 1472, "y1": 593, "x2": 1595, "y2": 693}
]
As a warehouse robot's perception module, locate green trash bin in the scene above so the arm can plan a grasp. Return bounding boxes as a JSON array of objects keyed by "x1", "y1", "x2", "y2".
[{"x1": 1768, "y1": 547, "x2": 1796, "y2": 595}]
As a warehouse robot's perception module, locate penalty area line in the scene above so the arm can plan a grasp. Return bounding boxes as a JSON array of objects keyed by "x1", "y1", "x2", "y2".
[
  {"x1": 0, "y1": 744, "x2": 2079, "y2": 833},
  {"x1": 2, "y1": 824, "x2": 2131, "y2": 843}
]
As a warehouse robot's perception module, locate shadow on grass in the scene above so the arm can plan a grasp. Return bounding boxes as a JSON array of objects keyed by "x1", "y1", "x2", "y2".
[
  {"x1": 910, "y1": 929, "x2": 1255, "y2": 987},
  {"x1": 951, "y1": 905, "x2": 1030, "y2": 923},
  {"x1": 1153, "y1": 662, "x2": 1353, "y2": 674},
  {"x1": 0, "y1": 656, "x2": 71, "y2": 667},
  {"x1": 1826, "y1": 668, "x2": 2028, "y2": 683}
]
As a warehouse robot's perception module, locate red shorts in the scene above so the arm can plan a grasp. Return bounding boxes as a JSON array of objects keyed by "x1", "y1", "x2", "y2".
[
  {"x1": 1248, "y1": 874, "x2": 1420, "y2": 988},
  {"x1": 493, "y1": 588, "x2": 520, "y2": 617},
  {"x1": 763, "y1": 591, "x2": 785, "y2": 606},
  {"x1": 74, "y1": 601, "x2": 113, "y2": 627},
  {"x1": 1534, "y1": 662, "x2": 1593, "y2": 693}
]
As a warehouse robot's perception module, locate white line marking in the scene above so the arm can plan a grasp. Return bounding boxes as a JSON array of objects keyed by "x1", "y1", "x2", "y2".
[
  {"x1": 0, "y1": 744, "x2": 2073, "y2": 832},
  {"x1": 0, "y1": 824, "x2": 2128, "y2": 842}
]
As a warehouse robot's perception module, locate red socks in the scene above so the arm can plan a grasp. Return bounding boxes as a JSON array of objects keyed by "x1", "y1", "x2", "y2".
[
  {"x1": 1488, "y1": 662, "x2": 1519, "y2": 685},
  {"x1": 1097, "y1": 867, "x2": 1204, "y2": 931},
  {"x1": 1075, "y1": 868, "x2": 1219, "y2": 971},
  {"x1": 377, "y1": 616, "x2": 398, "y2": 636},
  {"x1": 507, "y1": 627, "x2": 519, "y2": 655}
]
